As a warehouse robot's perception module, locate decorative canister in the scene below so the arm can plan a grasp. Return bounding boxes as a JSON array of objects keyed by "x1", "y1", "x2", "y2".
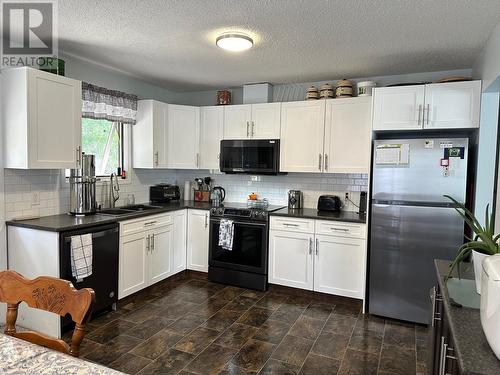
[
  {"x1": 217, "y1": 90, "x2": 231, "y2": 105},
  {"x1": 335, "y1": 79, "x2": 353, "y2": 98},
  {"x1": 306, "y1": 86, "x2": 319, "y2": 100},
  {"x1": 320, "y1": 83, "x2": 334, "y2": 99},
  {"x1": 357, "y1": 81, "x2": 376, "y2": 96}
]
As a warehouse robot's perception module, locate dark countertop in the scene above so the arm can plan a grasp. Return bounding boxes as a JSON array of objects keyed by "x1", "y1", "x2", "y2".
[
  {"x1": 435, "y1": 259, "x2": 500, "y2": 375},
  {"x1": 6, "y1": 201, "x2": 212, "y2": 232},
  {"x1": 270, "y1": 207, "x2": 366, "y2": 224}
]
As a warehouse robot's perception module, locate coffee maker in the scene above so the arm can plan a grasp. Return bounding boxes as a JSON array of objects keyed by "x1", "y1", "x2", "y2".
[{"x1": 69, "y1": 154, "x2": 97, "y2": 215}]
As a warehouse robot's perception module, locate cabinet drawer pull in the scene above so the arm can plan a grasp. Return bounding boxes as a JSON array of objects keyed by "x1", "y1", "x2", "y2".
[
  {"x1": 144, "y1": 221, "x2": 157, "y2": 226},
  {"x1": 283, "y1": 223, "x2": 299, "y2": 227},
  {"x1": 330, "y1": 227, "x2": 348, "y2": 232}
]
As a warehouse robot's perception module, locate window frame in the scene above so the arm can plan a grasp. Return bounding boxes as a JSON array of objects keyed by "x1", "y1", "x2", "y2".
[{"x1": 65, "y1": 119, "x2": 130, "y2": 183}]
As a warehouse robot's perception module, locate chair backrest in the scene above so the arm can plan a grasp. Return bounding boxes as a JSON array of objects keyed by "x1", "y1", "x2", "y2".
[{"x1": 0, "y1": 270, "x2": 95, "y2": 357}]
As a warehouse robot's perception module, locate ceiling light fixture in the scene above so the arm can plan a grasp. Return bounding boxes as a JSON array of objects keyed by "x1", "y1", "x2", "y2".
[{"x1": 216, "y1": 33, "x2": 253, "y2": 52}]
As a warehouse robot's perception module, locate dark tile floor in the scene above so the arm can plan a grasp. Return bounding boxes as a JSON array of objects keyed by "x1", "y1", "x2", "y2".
[{"x1": 72, "y1": 272, "x2": 429, "y2": 375}]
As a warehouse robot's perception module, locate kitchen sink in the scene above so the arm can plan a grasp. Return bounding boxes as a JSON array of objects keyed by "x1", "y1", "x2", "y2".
[{"x1": 122, "y1": 204, "x2": 162, "y2": 211}]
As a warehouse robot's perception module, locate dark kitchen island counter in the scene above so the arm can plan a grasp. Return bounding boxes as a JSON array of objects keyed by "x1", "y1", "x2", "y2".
[{"x1": 434, "y1": 259, "x2": 500, "y2": 375}]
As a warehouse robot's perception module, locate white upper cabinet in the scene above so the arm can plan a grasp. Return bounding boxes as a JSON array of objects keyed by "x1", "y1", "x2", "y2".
[
  {"x1": 3, "y1": 67, "x2": 82, "y2": 169},
  {"x1": 324, "y1": 97, "x2": 372, "y2": 173},
  {"x1": 423, "y1": 81, "x2": 481, "y2": 129},
  {"x1": 250, "y1": 103, "x2": 281, "y2": 139},
  {"x1": 133, "y1": 101, "x2": 200, "y2": 169},
  {"x1": 224, "y1": 104, "x2": 252, "y2": 139},
  {"x1": 223, "y1": 103, "x2": 280, "y2": 139},
  {"x1": 166, "y1": 104, "x2": 200, "y2": 169},
  {"x1": 373, "y1": 81, "x2": 481, "y2": 131},
  {"x1": 280, "y1": 100, "x2": 326, "y2": 172},
  {"x1": 132, "y1": 100, "x2": 167, "y2": 168},
  {"x1": 372, "y1": 85, "x2": 425, "y2": 131},
  {"x1": 200, "y1": 106, "x2": 224, "y2": 169}
]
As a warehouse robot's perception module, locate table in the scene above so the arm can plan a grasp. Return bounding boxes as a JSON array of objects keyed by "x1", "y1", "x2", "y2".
[{"x1": 0, "y1": 333, "x2": 124, "y2": 374}]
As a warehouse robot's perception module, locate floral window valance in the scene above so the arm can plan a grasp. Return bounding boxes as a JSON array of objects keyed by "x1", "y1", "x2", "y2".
[{"x1": 82, "y1": 83, "x2": 138, "y2": 125}]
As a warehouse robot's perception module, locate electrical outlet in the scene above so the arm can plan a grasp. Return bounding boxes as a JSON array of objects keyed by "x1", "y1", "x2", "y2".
[
  {"x1": 250, "y1": 175, "x2": 261, "y2": 182},
  {"x1": 345, "y1": 192, "x2": 349, "y2": 201},
  {"x1": 31, "y1": 191, "x2": 40, "y2": 206}
]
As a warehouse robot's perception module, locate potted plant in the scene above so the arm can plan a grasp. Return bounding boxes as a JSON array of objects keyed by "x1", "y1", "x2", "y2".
[{"x1": 445, "y1": 195, "x2": 500, "y2": 294}]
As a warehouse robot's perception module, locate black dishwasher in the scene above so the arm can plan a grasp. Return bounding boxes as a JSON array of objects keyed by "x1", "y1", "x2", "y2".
[{"x1": 59, "y1": 222, "x2": 119, "y2": 331}]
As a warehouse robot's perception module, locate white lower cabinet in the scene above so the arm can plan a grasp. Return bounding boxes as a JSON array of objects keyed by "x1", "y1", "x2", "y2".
[
  {"x1": 187, "y1": 209, "x2": 209, "y2": 272},
  {"x1": 269, "y1": 230, "x2": 314, "y2": 290},
  {"x1": 314, "y1": 234, "x2": 366, "y2": 299},
  {"x1": 119, "y1": 212, "x2": 186, "y2": 299},
  {"x1": 148, "y1": 224, "x2": 174, "y2": 285},
  {"x1": 119, "y1": 231, "x2": 149, "y2": 298},
  {"x1": 172, "y1": 210, "x2": 187, "y2": 274},
  {"x1": 269, "y1": 217, "x2": 366, "y2": 300}
]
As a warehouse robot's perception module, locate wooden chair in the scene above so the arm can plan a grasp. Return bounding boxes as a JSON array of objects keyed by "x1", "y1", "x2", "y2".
[{"x1": 0, "y1": 270, "x2": 95, "y2": 357}]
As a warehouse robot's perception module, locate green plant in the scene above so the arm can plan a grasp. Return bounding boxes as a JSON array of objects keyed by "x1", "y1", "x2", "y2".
[{"x1": 445, "y1": 195, "x2": 500, "y2": 280}]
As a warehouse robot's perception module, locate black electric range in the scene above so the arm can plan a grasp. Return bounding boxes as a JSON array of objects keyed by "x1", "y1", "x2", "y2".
[{"x1": 208, "y1": 203, "x2": 284, "y2": 291}]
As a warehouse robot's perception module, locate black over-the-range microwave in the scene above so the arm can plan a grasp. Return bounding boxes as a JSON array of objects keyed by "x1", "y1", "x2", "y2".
[{"x1": 219, "y1": 139, "x2": 282, "y2": 175}]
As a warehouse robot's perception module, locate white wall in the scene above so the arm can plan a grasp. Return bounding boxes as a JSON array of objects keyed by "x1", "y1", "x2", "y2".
[
  {"x1": 61, "y1": 53, "x2": 177, "y2": 102},
  {"x1": 474, "y1": 92, "x2": 499, "y2": 225},
  {"x1": 473, "y1": 22, "x2": 500, "y2": 93}
]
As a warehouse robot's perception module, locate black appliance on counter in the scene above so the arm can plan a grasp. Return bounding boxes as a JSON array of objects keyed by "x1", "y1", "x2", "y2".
[
  {"x1": 317, "y1": 195, "x2": 342, "y2": 212},
  {"x1": 208, "y1": 203, "x2": 284, "y2": 290},
  {"x1": 60, "y1": 223, "x2": 119, "y2": 331},
  {"x1": 219, "y1": 139, "x2": 281, "y2": 175},
  {"x1": 150, "y1": 184, "x2": 181, "y2": 203}
]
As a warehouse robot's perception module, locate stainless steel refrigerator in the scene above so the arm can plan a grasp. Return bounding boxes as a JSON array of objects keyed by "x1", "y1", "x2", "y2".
[{"x1": 369, "y1": 137, "x2": 468, "y2": 324}]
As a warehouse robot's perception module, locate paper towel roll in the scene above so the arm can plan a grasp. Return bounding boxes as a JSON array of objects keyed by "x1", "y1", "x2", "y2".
[{"x1": 184, "y1": 181, "x2": 192, "y2": 201}]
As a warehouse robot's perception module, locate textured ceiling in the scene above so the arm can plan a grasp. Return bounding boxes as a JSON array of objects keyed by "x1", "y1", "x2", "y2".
[{"x1": 58, "y1": 0, "x2": 500, "y2": 91}]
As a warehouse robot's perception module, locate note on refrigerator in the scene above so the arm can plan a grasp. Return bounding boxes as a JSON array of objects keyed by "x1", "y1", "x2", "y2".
[{"x1": 375, "y1": 144, "x2": 410, "y2": 165}]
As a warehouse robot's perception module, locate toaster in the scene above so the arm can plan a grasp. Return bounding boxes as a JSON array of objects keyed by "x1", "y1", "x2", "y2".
[
  {"x1": 317, "y1": 195, "x2": 342, "y2": 212},
  {"x1": 150, "y1": 184, "x2": 180, "y2": 203}
]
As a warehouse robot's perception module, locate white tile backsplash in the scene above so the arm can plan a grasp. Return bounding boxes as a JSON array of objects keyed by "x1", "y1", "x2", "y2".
[{"x1": 3, "y1": 168, "x2": 368, "y2": 220}]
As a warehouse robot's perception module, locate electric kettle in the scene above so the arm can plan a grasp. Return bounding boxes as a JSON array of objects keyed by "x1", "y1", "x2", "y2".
[{"x1": 211, "y1": 186, "x2": 226, "y2": 206}]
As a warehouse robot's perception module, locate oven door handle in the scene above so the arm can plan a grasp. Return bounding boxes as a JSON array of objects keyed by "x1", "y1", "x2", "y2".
[{"x1": 210, "y1": 218, "x2": 267, "y2": 227}]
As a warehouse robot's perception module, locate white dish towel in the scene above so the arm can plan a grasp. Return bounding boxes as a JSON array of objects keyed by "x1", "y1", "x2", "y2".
[
  {"x1": 218, "y1": 219, "x2": 234, "y2": 251},
  {"x1": 70, "y1": 234, "x2": 93, "y2": 281}
]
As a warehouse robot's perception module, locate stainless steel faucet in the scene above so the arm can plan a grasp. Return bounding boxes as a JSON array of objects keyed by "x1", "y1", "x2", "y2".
[{"x1": 110, "y1": 173, "x2": 120, "y2": 208}]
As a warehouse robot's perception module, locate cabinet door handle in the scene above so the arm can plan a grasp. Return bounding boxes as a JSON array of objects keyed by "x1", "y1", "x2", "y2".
[
  {"x1": 318, "y1": 154, "x2": 322, "y2": 171},
  {"x1": 246, "y1": 122, "x2": 250, "y2": 138},
  {"x1": 309, "y1": 238, "x2": 313, "y2": 254},
  {"x1": 154, "y1": 151, "x2": 159, "y2": 166},
  {"x1": 76, "y1": 146, "x2": 81, "y2": 166},
  {"x1": 426, "y1": 104, "x2": 430, "y2": 125},
  {"x1": 151, "y1": 234, "x2": 155, "y2": 251},
  {"x1": 251, "y1": 121, "x2": 255, "y2": 137},
  {"x1": 196, "y1": 153, "x2": 200, "y2": 167},
  {"x1": 417, "y1": 104, "x2": 422, "y2": 126},
  {"x1": 324, "y1": 154, "x2": 328, "y2": 171},
  {"x1": 146, "y1": 235, "x2": 150, "y2": 252},
  {"x1": 315, "y1": 238, "x2": 319, "y2": 256},
  {"x1": 205, "y1": 213, "x2": 208, "y2": 228}
]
